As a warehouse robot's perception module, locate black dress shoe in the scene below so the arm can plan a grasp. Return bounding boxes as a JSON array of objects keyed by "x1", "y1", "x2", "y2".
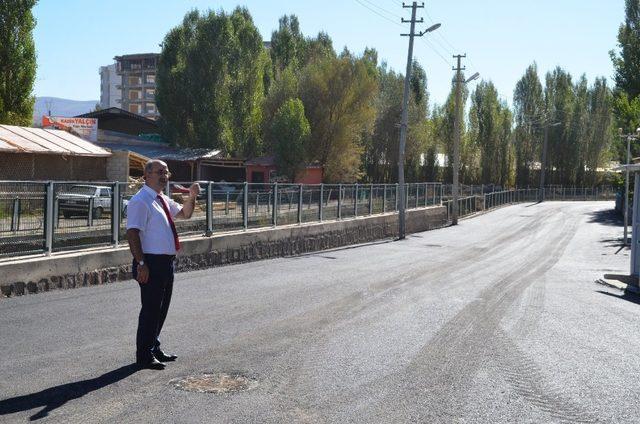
[
  {"x1": 152, "y1": 349, "x2": 177, "y2": 362},
  {"x1": 137, "y1": 356, "x2": 166, "y2": 370}
]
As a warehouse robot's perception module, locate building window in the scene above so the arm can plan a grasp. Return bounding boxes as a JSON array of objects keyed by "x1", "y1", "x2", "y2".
[
  {"x1": 129, "y1": 90, "x2": 140, "y2": 100},
  {"x1": 145, "y1": 88, "x2": 155, "y2": 98},
  {"x1": 128, "y1": 76, "x2": 141, "y2": 85},
  {"x1": 146, "y1": 74, "x2": 155, "y2": 84},
  {"x1": 129, "y1": 104, "x2": 141, "y2": 114},
  {"x1": 147, "y1": 103, "x2": 156, "y2": 114}
]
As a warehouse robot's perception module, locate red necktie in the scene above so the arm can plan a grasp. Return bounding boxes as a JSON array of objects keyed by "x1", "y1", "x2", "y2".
[{"x1": 157, "y1": 195, "x2": 180, "y2": 251}]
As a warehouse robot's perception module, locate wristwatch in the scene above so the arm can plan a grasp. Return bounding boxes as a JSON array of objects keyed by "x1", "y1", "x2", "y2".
[{"x1": 138, "y1": 260, "x2": 145, "y2": 267}]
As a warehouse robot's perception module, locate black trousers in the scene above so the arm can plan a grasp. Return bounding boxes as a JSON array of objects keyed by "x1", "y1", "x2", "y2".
[{"x1": 133, "y1": 254, "x2": 175, "y2": 363}]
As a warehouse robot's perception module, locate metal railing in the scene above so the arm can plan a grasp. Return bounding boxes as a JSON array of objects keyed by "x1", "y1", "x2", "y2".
[
  {"x1": 0, "y1": 181, "x2": 443, "y2": 259},
  {"x1": 0, "y1": 181, "x2": 618, "y2": 259},
  {"x1": 442, "y1": 184, "x2": 617, "y2": 200},
  {"x1": 443, "y1": 187, "x2": 616, "y2": 222}
]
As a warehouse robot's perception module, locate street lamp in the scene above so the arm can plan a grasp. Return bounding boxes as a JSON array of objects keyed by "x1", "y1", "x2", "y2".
[
  {"x1": 538, "y1": 120, "x2": 561, "y2": 201},
  {"x1": 465, "y1": 72, "x2": 480, "y2": 83},
  {"x1": 421, "y1": 23, "x2": 441, "y2": 34}
]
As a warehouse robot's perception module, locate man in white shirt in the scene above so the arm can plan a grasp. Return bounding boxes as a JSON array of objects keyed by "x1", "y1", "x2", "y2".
[{"x1": 126, "y1": 159, "x2": 199, "y2": 370}]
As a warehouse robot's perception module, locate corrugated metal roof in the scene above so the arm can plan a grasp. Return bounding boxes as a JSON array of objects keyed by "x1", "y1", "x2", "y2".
[
  {"x1": 99, "y1": 139, "x2": 223, "y2": 162},
  {"x1": 0, "y1": 125, "x2": 111, "y2": 157}
]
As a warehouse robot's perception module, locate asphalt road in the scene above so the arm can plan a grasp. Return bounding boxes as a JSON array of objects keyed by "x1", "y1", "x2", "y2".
[{"x1": 0, "y1": 201, "x2": 637, "y2": 423}]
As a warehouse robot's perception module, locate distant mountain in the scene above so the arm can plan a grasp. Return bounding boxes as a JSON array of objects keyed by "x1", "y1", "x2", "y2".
[{"x1": 33, "y1": 97, "x2": 98, "y2": 125}]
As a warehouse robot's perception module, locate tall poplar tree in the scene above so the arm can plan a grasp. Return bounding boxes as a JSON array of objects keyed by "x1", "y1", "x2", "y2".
[
  {"x1": 0, "y1": 0, "x2": 37, "y2": 126},
  {"x1": 611, "y1": 0, "x2": 640, "y2": 99},
  {"x1": 299, "y1": 52, "x2": 377, "y2": 182},
  {"x1": 513, "y1": 64, "x2": 544, "y2": 186},
  {"x1": 156, "y1": 7, "x2": 269, "y2": 156},
  {"x1": 611, "y1": 0, "x2": 640, "y2": 159}
]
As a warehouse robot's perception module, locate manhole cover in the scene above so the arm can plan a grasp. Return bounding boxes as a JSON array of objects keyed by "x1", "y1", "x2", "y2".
[{"x1": 171, "y1": 372, "x2": 258, "y2": 394}]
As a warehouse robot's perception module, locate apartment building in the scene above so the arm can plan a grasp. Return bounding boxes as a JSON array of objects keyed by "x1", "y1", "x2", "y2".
[
  {"x1": 114, "y1": 53, "x2": 160, "y2": 120},
  {"x1": 99, "y1": 64, "x2": 121, "y2": 109}
]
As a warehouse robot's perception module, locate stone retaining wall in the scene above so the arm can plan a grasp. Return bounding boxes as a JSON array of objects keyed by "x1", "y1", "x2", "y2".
[{"x1": 0, "y1": 206, "x2": 447, "y2": 298}]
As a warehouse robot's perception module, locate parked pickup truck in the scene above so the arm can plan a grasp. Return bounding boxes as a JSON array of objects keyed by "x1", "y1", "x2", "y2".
[{"x1": 58, "y1": 185, "x2": 128, "y2": 219}]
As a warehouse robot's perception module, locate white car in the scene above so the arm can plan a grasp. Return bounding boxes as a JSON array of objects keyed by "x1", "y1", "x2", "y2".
[{"x1": 58, "y1": 185, "x2": 128, "y2": 219}]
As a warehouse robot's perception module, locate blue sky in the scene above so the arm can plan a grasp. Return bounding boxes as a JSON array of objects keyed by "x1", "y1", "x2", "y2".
[{"x1": 33, "y1": 0, "x2": 624, "y2": 107}]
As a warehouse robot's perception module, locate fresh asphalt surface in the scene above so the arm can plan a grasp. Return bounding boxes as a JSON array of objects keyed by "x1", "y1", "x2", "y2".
[{"x1": 0, "y1": 201, "x2": 638, "y2": 423}]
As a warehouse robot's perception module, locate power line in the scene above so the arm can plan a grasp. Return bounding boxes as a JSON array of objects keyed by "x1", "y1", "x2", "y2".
[
  {"x1": 354, "y1": 0, "x2": 404, "y2": 28},
  {"x1": 352, "y1": 0, "x2": 470, "y2": 71},
  {"x1": 359, "y1": 0, "x2": 403, "y2": 20},
  {"x1": 352, "y1": 0, "x2": 453, "y2": 68},
  {"x1": 421, "y1": 6, "x2": 479, "y2": 74},
  {"x1": 424, "y1": 9, "x2": 458, "y2": 53}
]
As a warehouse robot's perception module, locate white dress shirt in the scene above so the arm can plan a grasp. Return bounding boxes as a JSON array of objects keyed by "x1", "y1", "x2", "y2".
[{"x1": 126, "y1": 184, "x2": 183, "y2": 255}]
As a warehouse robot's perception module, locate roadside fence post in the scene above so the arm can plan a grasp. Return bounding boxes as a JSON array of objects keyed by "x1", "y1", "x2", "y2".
[
  {"x1": 338, "y1": 183, "x2": 342, "y2": 219},
  {"x1": 395, "y1": 183, "x2": 399, "y2": 211},
  {"x1": 243, "y1": 182, "x2": 248, "y2": 229},
  {"x1": 11, "y1": 198, "x2": 20, "y2": 232},
  {"x1": 405, "y1": 184, "x2": 409, "y2": 209},
  {"x1": 424, "y1": 183, "x2": 428, "y2": 207},
  {"x1": 319, "y1": 183, "x2": 324, "y2": 221},
  {"x1": 87, "y1": 196, "x2": 94, "y2": 227},
  {"x1": 383, "y1": 184, "x2": 387, "y2": 213},
  {"x1": 111, "y1": 182, "x2": 120, "y2": 246},
  {"x1": 256, "y1": 187, "x2": 260, "y2": 214},
  {"x1": 369, "y1": 184, "x2": 374, "y2": 215},
  {"x1": 298, "y1": 184, "x2": 303, "y2": 224},
  {"x1": 45, "y1": 182, "x2": 54, "y2": 256},
  {"x1": 354, "y1": 183, "x2": 359, "y2": 217},
  {"x1": 54, "y1": 196, "x2": 59, "y2": 229},
  {"x1": 272, "y1": 182, "x2": 278, "y2": 226},
  {"x1": 206, "y1": 182, "x2": 213, "y2": 236}
]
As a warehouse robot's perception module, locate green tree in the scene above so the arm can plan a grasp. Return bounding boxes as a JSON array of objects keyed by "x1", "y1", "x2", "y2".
[
  {"x1": 610, "y1": 0, "x2": 640, "y2": 159},
  {"x1": 299, "y1": 53, "x2": 377, "y2": 182},
  {"x1": 156, "y1": 8, "x2": 268, "y2": 156},
  {"x1": 0, "y1": 0, "x2": 37, "y2": 126},
  {"x1": 469, "y1": 80, "x2": 513, "y2": 185},
  {"x1": 544, "y1": 67, "x2": 575, "y2": 185},
  {"x1": 270, "y1": 15, "x2": 306, "y2": 74},
  {"x1": 434, "y1": 79, "x2": 470, "y2": 183},
  {"x1": 364, "y1": 62, "x2": 402, "y2": 182},
  {"x1": 262, "y1": 66, "x2": 299, "y2": 154},
  {"x1": 585, "y1": 78, "x2": 614, "y2": 185},
  {"x1": 363, "y1": 59, "x2": 430, "y2": 183},
  {"x1": 272, "y1": 98, "x2": 310, "y2": 181},
  {"x1": 569, "y1": 75, "x2": 590, "y2": 185},
  {"x1": 611, "y1": 0, "x2": 640, "y2": 99},
  {"x1": 303, "y1": 31, "x2": 336, "y2": 65},
  {"x1": 513, "y1": 63, "x2": 544, "y2": 186}
]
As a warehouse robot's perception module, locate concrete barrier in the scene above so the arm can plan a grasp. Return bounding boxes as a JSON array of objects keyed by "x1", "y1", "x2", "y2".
[{"x1": 0, "y1": 206, "x2": 446, "y2": 298}]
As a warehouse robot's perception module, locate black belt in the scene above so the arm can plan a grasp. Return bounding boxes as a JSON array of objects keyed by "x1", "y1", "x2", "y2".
[{"x1": 144, "y1": 254, "x2": 176, "y2": 260}]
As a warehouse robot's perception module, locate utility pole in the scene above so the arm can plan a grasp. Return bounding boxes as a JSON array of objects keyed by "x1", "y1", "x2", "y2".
[
  {"x1": 398, "y1": 2, "x2": 439, "y2": 239},
  {"x1": 451, "y1": 54, "x2": 465, "y2": 225},
  {"x1": 397, "y1": 1, "x2": 423, "y2": 240}
]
